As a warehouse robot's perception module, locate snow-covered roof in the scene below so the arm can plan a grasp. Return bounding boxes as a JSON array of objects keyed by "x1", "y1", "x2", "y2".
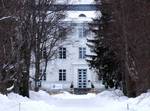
[
  {"x1": 64, "y1": 11, "x2": 96, "y2": 22},
  {"x1": 55, "y1": 0, "x2": 98, "y2": 22},
  {"x1": 56, "y1": 0, "x2": 95, "y2": 4}
]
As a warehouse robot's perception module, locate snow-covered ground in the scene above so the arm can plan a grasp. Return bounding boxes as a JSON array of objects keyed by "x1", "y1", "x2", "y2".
[{"x1": 1, "y1": 90, "x2": 150, "y2": 111}]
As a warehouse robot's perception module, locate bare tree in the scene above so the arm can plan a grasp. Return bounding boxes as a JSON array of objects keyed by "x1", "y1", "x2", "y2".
[
  {"x1": 0, "y1": 0, "x2": 68, "y2": 96},
  {"x1": 27, "y1": 0, "x2": 68, "y2": 91}
]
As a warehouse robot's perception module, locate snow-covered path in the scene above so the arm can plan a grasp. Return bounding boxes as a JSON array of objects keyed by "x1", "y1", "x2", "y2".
[
  {"x1": 1, "y1": 90, "x2": 150, "y2": 111},
  {"x1": 31, "y1": 91, "x2": 102, "y2": 111},
  {"x1": 50, "y1": 95, "x2": 101, "y2": 111},
  {"x1": 30, "y1": 90, "x2": 150, "y2": 111},
  {"x1": 30, "y1": 90, "x2": 130, "y2": 111}
]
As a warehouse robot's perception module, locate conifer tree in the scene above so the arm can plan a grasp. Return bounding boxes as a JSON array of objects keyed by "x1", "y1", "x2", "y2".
[{"x1": 87, "y1": 0, "x2": 122, "y2": 89}]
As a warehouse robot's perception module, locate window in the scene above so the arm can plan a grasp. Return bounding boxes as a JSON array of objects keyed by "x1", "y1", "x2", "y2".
[
  {"x1": 78, "y1": 69, "x2": 87, "y2": 88},
  {"x1": 78, "y1": 24, "x2": 88, "y2": 38},
  {"x1": 79, "y1": 47, "x2": 86, "y2": 59},
  {"x1": 79, "y1": 14, "x2": 86, "y2": 17},
  {"x1": 59, "y1": 69, "x2": 66, "y2": 81},
  {"x1": 78, "y1": 27, "x2": 83, "y2": 38},
  {"x1": 83, "y1": 27, "x2": 87, "y2": 37},
  {"x1": 59, "y1": 47, "x2": 66, "y2": 59}
]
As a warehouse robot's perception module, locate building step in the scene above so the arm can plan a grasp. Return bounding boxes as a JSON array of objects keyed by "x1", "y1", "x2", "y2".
[{"x1": 73, "y1": 88, "x2": 92, "y2": 94}]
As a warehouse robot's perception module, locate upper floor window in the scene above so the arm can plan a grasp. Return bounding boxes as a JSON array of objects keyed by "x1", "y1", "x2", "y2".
[
  {"x1": 79, "y1": 47, "x2": 86, "y2": 59},
  {"x1": 59, "y1": 47, "x2": 66, "y2": 59},
  {"x1": 78, "y1": 27, "x2": 82, "y2": 38},
  {"x1": 59, "y1": 69, "x2": 66, "y2": 81},
  {"x1": 78, "y1": 25, "x2": 88, "y2": 38}
]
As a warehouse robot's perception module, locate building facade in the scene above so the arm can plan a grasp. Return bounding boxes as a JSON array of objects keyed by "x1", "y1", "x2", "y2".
[{"x1": 40, "y1": 0, "x2": 102, "y2": 93}]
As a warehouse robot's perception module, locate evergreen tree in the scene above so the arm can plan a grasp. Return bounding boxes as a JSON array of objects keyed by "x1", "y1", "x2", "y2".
[{"x1": 87, "y1": 0, "x2": 122, "y2": 89}]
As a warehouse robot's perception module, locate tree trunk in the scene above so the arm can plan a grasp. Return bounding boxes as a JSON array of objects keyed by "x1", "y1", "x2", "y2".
[{"x1": 34, "y1": 36, "x2": 41, "y2": 91}]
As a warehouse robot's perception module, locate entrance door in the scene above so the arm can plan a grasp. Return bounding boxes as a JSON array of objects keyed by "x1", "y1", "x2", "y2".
[{"x1": 78, "y1": 69, "x2": 87, "y2": 88}]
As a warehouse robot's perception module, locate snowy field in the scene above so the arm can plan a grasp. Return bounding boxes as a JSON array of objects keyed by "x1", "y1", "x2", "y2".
[{"x1": 0, "y1": 90, "x2": 150, "y2": 111}]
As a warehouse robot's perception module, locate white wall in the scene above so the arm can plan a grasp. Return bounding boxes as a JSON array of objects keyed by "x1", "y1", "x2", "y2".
[{"x1": 41, "y1": 10, "x2": 101, "y2": 91}]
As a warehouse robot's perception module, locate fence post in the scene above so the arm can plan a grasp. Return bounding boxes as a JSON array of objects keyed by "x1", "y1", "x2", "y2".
[
  {"x1": 127, "y1": 104, "x2": 129, "y2": 110},
  {"x1": 19, "y1": 103, "x2": 21, "y2": 111}
]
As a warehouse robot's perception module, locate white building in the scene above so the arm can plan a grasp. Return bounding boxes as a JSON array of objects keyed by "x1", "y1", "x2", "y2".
[{"x1": 40, "y1": 0, "x2": 101, "y2": 93}]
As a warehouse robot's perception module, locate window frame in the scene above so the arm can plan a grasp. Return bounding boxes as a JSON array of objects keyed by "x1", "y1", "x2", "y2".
[
  {"x1": 79, "y1": 47, "x2": 86, "y2": 59},
  {"x1": 59, "y1": 47, "x2": 66, "y2": 59},
  {"x1": 78, "y1": 23, "x2": 88, "y2": 38},
  {"x1": 78, "y1": 69, "x2": 87, "y2": 88},
  {"x1": 59, "y1": 69, "x2": 66, "y2": 81}
]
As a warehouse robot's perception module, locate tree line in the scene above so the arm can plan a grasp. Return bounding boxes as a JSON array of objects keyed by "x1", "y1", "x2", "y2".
[
  {"x1": 88, "y1": 0, "x2": 150, "y2": 97},
  {"x1": 0, "y1": 0, "x2": 68, "y2": 97}
]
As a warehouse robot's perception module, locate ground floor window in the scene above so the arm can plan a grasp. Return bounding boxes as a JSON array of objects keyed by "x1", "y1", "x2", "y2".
[{"x1": 59, "y1": 69, "x2": 66, "y2": 81}]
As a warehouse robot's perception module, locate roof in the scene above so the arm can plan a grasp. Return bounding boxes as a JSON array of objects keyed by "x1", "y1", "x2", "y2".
[
  {"x1": 56, "y1": 0, "x2": 95, "y2": 4},
  {"x1": 48, "y1": 4, "x2": 100, "y2": 11}
]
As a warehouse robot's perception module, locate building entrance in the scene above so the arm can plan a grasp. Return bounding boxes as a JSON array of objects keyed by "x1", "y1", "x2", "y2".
[{"x1": 78, "y1": 69, "x2": 87, "y2": 88}]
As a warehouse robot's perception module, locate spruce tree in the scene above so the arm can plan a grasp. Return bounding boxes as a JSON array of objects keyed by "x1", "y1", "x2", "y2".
[{"x1": 87, "y1": 0, "x2": 121, "y2": 89}]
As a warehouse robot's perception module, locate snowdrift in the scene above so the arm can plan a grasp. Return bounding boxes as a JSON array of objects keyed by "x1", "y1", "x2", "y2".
[{"x1": 0, "y1": 90, "x2": 150, "y2": 111}]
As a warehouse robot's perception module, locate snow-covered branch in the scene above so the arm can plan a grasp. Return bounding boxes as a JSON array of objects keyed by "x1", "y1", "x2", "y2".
[{"x1": 0, "y1": 16, "x2": 17, "y2": 21}]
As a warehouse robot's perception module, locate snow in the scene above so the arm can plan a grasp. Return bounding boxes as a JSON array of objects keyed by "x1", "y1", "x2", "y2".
[
  {"x1": 69, "y1": 0, "x2": 95, "y2": 4},
  {"x1": 7, "y1": 84, "x2": 14, "y2": 91},
  {"x1": 64, "y1": 11, "x2": 97, "y2": 21},
  {"x1": 0, "y1": 16, "x2": 12, "y2": 21},
  {"x1": 0, "y1": 16, "x2": 17, "y2": 21},
  {"x1": 56, "y1": 0, "x2": 95, "y2": 4},
  {"x1": 0, "y1": 89, "x2": 150, "y2": 111}
]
